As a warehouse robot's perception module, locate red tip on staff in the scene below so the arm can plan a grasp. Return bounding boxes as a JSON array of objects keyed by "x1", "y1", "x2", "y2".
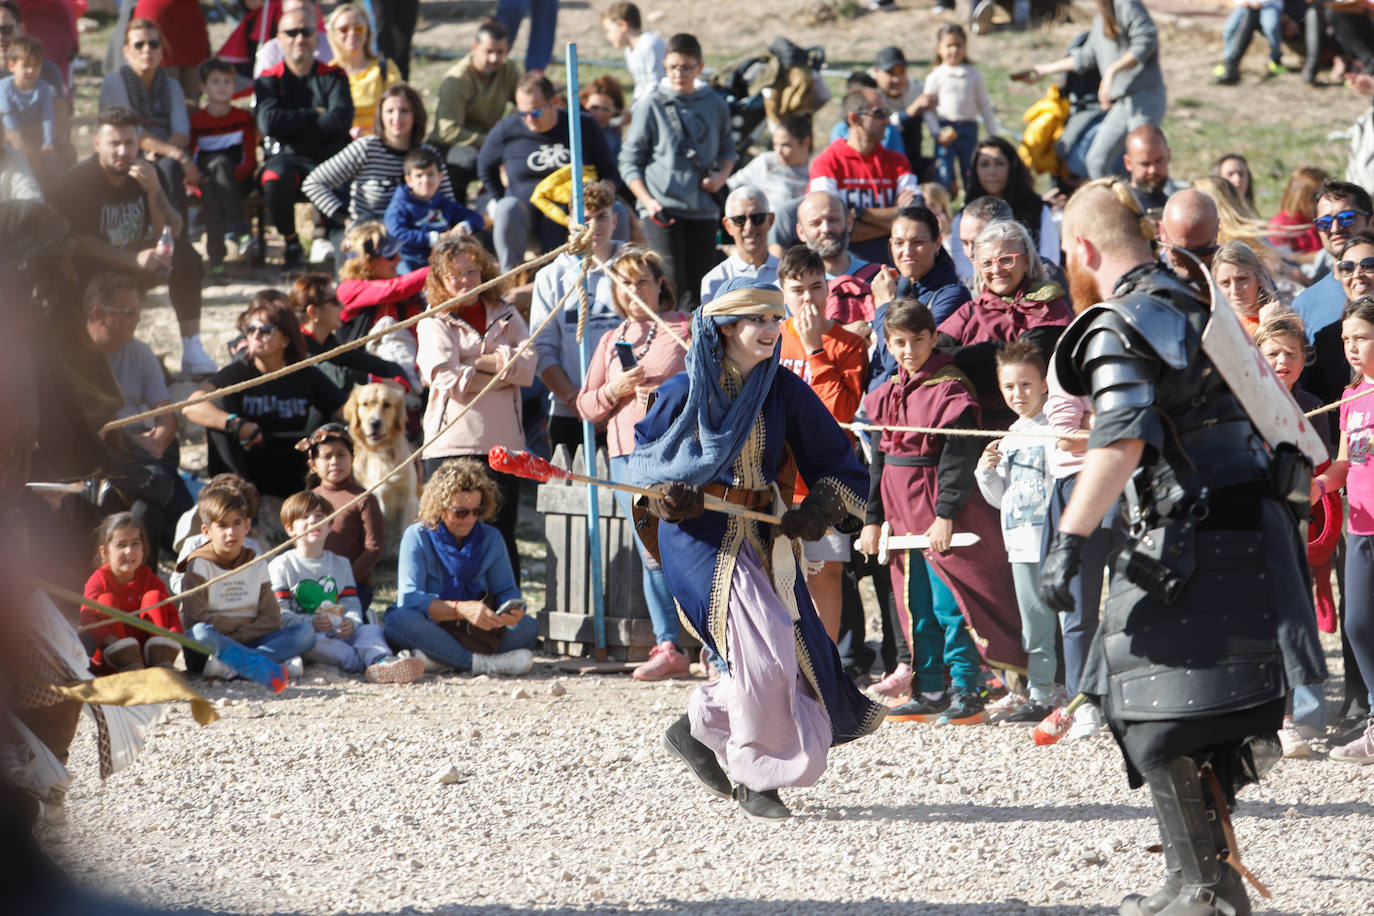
[
  {"x1": 488, "y1": 447, "x2": 572, "y2": 483},
  {"x1": 1033, "y1": 694, "x2": 1088, "y2": 746}
]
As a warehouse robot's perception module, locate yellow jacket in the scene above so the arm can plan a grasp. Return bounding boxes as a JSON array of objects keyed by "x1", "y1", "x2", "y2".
[
  {"x1": 530, "y1": 165, "x2": 600, "y2": 226},
  {"x1": 1019, "y1": 85, "x2": 1070, "y2": 176}
]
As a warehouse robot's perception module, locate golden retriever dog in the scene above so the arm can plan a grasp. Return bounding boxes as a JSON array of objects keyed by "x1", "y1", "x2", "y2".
[{"x1": 343, "y1": 382, "x2": 419, "y2": 553}]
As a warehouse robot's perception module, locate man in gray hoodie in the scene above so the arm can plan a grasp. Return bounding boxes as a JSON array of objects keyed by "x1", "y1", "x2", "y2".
[{"x1": 619, "y1": 32, "x2": 735, "y2": 310}]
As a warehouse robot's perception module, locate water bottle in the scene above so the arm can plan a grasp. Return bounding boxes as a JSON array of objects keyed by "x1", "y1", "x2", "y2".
[{"x1": 154, "y1": 225, "x2": 174, "y2": 277}]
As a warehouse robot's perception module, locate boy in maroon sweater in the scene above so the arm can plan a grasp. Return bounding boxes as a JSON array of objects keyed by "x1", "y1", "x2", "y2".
[{"x1": 190, "y1": 57, "x2": 258, "y2": 275}]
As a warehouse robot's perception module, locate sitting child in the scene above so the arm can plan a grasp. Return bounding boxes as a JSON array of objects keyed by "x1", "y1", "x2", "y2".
[
  {"x1": 974, "y1": 340, "x2": 1060, "y2": 724},
  {"x1": 269, "y1": 491, "x2": 422, "y2": 683},
  {"x1": 80, "y1": 512, "x2": 181, "y2": 673},
  {"x1": 301, "y1": 424, "x2": 386, "y2": 613},
  {"x1": 189, "y1": 56, "x2": 257, "y2": 277},
  {"x1": 176, "y1": 486, "x2": 316, "y2": 679},
  {"x1": 170, "y1": 473, "x2": 263, "y2": 593},
  {"x1": 385, "y1": 147, "x2": 484, "y2": 275},
  {"x1": 0, "y1": 35, "x2": 57, "y2": 188}
]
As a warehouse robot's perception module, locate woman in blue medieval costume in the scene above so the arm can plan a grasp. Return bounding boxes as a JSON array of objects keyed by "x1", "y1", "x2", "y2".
[{"x1": 631, "y1": 276, "x2": 885, "y2": 823}]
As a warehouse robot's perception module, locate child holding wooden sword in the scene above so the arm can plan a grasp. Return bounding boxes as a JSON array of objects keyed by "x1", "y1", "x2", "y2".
[{"x1": 859, "y1": 298, "x2": 1025, "y2": 725}]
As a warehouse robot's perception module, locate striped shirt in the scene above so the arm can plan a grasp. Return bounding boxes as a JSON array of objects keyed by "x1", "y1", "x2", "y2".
[{"x1": 302, "y1": 135, "x2": 454, "y2": 224}]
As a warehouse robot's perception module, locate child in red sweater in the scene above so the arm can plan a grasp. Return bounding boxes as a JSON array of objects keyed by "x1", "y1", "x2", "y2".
[
  {"x1": 190, "y1": 57, "x2": 258, "y2": 276},
  {"x1": 81, "y1": 512, "x2": 182, "y2": 674}
]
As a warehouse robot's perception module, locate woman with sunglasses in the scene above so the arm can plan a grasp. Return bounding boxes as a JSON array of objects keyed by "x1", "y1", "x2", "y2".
[
  {"x1": 417, "y1": 236, "x2": 536, "y2": 572},
  {"x1": 383, "y1": 457, "x2": 537, "y2": 676},
  {"x1": 936, "y1": 218, "x2": 1071, "y2": 430},
  {"x1": 183, "y1": 298, "x2": 348, "y2": 501},
  {"x1": 1305, "y1": 231, "x2": 1374, "y2": 409},
  {"x1": 128, "y1": 0, "x2": 209, "y2": 100},
  {"x1": 289, "y1": 272, "x2": 407, "y2": 391},
  {"x1": 324, "y1": 3, "x2": 400, "y2": 136},
  {"x1": 99, "y1": 18, "x2": 199, "y2": 197}
]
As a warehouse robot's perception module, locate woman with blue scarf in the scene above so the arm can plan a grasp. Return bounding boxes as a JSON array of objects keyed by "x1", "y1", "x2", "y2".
[
  {"x1": 633, "y1": 276, "x2": 885, "y2": 823},
  {"x1": 383, "y1": 459, "x2": 537, "y2": 676}
]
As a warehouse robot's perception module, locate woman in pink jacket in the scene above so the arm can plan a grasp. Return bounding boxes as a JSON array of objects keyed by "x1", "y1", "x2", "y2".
[
  {"x1": 576, "y1": 247, "x2": 691, "y2": 681},
  {"x1": 417, "y1": 236, "x2": 536, "y2": 571}
]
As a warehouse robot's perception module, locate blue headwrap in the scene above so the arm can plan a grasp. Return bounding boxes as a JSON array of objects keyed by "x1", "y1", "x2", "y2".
[{"x1": 631, "y1": 277, "x2": 785, "y2": 487}]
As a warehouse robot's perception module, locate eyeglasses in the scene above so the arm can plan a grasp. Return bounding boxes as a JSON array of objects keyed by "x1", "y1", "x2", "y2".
[
  {"x1": 977, "y1": 253, "x2": 1024, "y2": 272},
  {"x1": 445, "y1": 505, "x2": 483, "y2": 519},
  {"x1": 520, "y1": 107, "x2": 544, "y2": 120},
  {"x1": 245, "y1": 323, "x2": 276, "y2": 337},
  {"x1": 1336, "y1": 256, "x2": 1374, "y2": 277},
  {"x1": 281, "y1": 26, "x2": 315, "y2": 39},
  {"x1": 1314, "y1": 209, "x2": 1370, "y2": 233},
  {"x1": 102, "y1": 305, "x2": 142, "y2": 318},
  {"x1": 130, "y1": 39, "x2": 162, "y2": 51},
  {"x1": 727, "y1": 213, "x2": 769, "y2": 228},
  {"x1": 334, "y1": 23, "x2": 367, "y2": 36},
  {"x1": 856, "y1": 107, "x2": 892, "y2": 119},
  {"x1": 1168, "y1": 242, "x2": 1219, "y2": 259},
  {"x1": 587, "y1": 104, "x2": 617, "y2": 114}
]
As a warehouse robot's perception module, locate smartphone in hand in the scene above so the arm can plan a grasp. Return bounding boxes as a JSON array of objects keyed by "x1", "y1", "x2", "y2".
[{"x1": 614, "y1": 341, "x2": 638, "y2": 370}]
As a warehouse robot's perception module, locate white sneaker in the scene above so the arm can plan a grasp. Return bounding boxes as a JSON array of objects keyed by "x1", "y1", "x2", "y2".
[
  {"x1": 408, "y1": 649, "x2": 447, "y2": 673},
  {"x1": 1066, "y1": 702, "x2": 1104, "y2": 740},
  {"x1": 180, "y1": 335, "x2": 217, "y2": 376},
  {"x1": 284, "y1": 656, "x2": 304, "y2": 679},
  {"x1": 985, "y1": 691, "x2": 1027, "y2": 723},
  {"x1": 309, "y1": 237, "x2": 335, "y2": 263},
  {"x1": 1278, "y1": 717, "x2": 1313, "y2": 759},
  {"x1": 1330, "y1": 718, "x2": 1374, "y2": 765},
  {"x1": 470, "y1": 648, "x2": 534, "y2": 676},
  {"x1": 202, "y1": 657, "x2": 239, "y2": 680}
]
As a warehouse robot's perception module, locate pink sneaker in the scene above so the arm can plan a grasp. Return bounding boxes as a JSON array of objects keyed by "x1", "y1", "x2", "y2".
[
  {"x1": 1331, "y1": 718, "x2": 1374, "y2": 765},
  {"x1": 633, "y1": 642, "x2": 691, "y2": 681},
  {"x1": 870, "y1": 662, "x2": 913, "y2": 699}
]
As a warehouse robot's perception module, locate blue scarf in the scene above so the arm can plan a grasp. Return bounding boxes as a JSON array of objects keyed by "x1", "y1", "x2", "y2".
[
  {"x1": 630, "y1": 307, "x2": 779, "y2": 487},
  {"x1": 423, "y1": 522, "x2": 487, "y2": 601}
]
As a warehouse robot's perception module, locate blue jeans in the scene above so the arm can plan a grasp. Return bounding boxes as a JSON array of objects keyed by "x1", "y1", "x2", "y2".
[
  {"x1": 1222, "y1": 4, "x2": 1283, "y2": 66},
  {"x1": 933, "y1": 119, "x2": 979, "y2": 192},
  {"x1": 189, "y1": 621, "x2": 316, "y2": 664},
  {"x1": 1011, "y1": 562, "x2": 1057, "y2": 703},
  {"x1": 494, "y1": 0, "x2": 559, "y2": 72},
  {"x1": 608, "y1": 454, "x2": 679, "y2": 646},
  {"x1": 382, "y1": 606, "x2": 538, "y2": 670},
  {"x1": 902, "y1": 551, "x2": 980, "y2": 692},
  {"x1": 1291, "y1": 683, "x2": 1325, "y2": 734}
]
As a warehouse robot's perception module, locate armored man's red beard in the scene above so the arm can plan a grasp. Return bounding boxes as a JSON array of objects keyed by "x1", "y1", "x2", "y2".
[{"x1": 1066, "y1": 250, "x2": 1103, "y2": 315}]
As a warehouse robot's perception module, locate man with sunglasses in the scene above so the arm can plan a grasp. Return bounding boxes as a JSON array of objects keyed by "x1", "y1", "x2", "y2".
[
  {"x1": 700, "y1": 187, "x2": 778, "y2": 304},
  {"x1": 478, "y1": 71, "x2": 620, "y2": 272},
  {"x1": 1157, "y1": 188, "x2": 1219, "y2": 283},
  {"x1": 1292, "y1": 180, "x2": 1374, "y2": 345},
  {"x1": 255, "y1": 5, "x2": 353, "y2": 270},
  {"x1": 809, "y1": 86, "x2": 921, "y2": 268}
]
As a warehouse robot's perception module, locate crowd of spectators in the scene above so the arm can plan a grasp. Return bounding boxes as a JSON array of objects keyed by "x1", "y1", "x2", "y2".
[{"x1": 9, "y1": 0, "x2": 1374, "y2": 770}]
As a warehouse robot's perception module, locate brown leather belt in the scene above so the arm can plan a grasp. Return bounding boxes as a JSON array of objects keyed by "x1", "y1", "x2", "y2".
[{"x1": 703, "y1": 483, "x2": 773, "y2": 511}]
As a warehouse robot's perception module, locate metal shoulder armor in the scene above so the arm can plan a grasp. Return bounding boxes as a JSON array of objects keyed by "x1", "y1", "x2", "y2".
[{"x1": 1054, "y1": 291, "x2": 1190, "y2": 396}]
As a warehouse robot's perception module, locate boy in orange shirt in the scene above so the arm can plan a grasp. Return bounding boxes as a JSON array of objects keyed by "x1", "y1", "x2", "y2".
[{"x1": 777, "y1": 245, "x2": 869, "y2": 640}]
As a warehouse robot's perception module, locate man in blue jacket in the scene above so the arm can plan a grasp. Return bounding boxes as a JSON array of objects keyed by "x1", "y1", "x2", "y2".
[{"x1": 866, "y1": 205, "x2": 971, "y2": 390}]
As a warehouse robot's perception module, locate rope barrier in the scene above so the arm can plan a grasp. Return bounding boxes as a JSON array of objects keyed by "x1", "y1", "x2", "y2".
[
  {"x1": 100, "y1": 225, "x2": 597, "y2": 434},
  {"x1": 50, "y1": 279, "x2": 570, "y2": 621}
]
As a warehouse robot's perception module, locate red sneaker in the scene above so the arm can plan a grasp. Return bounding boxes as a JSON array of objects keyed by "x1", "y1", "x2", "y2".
[{"x1": 633, "y1": 642, "x2": 691, "y2": 681}]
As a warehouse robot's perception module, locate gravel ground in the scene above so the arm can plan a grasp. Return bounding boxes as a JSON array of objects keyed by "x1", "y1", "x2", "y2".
[{"x1": 43, "y1": 634, "x2": 1370, "y2": 916}]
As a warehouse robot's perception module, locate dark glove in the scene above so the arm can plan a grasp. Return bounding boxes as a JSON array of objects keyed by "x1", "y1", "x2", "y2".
[
  {"x1": 779, "y1": 504, "x2": 829, "y2": 541},
  {"x1": 1040, "y1": 531, "x2": 1087, "y2": 613},
  {"x1": 657, "y1": 482, "x2": 704, "y2": 522},
  {"x1": 780, "y1": 485, "x2": 847, "y2": 540}
]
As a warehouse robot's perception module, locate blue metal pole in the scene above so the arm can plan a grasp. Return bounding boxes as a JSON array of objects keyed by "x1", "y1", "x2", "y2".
[{"x1": 566, "y1": 42, "x2": 608, "y2": 657}]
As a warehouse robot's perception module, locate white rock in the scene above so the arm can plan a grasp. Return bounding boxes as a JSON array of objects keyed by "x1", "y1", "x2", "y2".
[
  {"x1": 511, "y1": 687, "x2": 531, "y2": 700},
  {"x1": 433, "y1": 766, "x2": 464, "y2": 785},
  {"x1": 548, "y1": 680, "x2": 567, "y2": 697}
]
